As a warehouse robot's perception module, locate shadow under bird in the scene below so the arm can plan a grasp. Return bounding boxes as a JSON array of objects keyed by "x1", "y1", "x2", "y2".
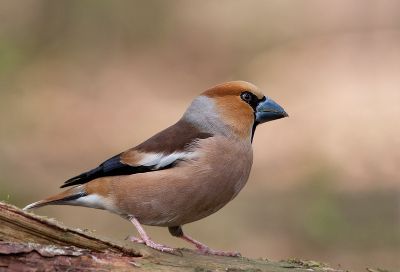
[{"x1": 24, "y1": 81, "x2": 288, "y2": 256}]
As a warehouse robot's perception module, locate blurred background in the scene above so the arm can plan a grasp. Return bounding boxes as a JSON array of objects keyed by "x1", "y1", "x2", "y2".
[{"x1": 1, "y1": 1, "x2": 399, "y2": 271}]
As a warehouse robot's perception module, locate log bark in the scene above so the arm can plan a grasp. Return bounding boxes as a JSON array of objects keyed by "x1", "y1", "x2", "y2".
[{"x1": 0, "y1": 202, "x2": 341, "y2": 271}]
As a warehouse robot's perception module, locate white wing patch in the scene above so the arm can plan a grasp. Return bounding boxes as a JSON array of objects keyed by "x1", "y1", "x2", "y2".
[{"x1": 138, "y1": 152, "x2": 197, "y2": 169}]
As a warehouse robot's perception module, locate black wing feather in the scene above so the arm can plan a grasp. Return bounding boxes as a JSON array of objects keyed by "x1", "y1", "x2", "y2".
[
  {"x1": 60, "y1": 156, "x2": 177, "y2": 188},
  {"x1": 60, "y1": 157, "x2": 154, "y2": 188}
]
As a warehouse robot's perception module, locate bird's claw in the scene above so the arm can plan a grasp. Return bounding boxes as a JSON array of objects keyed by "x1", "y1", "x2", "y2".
[{"x1": 125, "y1": 235, "x2": 177, "y2": 254}]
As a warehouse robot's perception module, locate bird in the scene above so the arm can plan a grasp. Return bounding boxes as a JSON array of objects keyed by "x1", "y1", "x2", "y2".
[{"x1": 23, "y1": 81, "x2": 288, "y2": 256}]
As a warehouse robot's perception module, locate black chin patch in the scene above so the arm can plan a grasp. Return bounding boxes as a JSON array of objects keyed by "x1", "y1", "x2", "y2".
[{"x1": 251, "y1": 122, "x2": 259, "y2": 143}]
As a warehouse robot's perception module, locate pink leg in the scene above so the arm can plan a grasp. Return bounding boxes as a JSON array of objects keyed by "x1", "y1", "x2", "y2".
[
  {"x1": 179, "y1": 234, "x2": 241, "y2": 257},
  {"x1": 126, "y1": 217, "x2": 176, "y2": 253}
]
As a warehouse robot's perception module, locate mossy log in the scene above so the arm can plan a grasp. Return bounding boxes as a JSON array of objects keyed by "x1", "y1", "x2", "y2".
[{"x1": 0, "y1": 202, "x2": 342, "y2": 271}]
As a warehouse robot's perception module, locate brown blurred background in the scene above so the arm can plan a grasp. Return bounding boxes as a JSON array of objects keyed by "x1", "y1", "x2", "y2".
[{"x1": 1, "y1": 1, "x2": 399, "y2": 271}]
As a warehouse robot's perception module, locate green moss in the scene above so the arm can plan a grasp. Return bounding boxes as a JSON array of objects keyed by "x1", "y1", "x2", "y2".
[
  {"x1": 286, "y1": 258, "x2": 328, "y2": 268},
  {"x1": 1, "y1": 195, "x2": 10, "y2": 204}
]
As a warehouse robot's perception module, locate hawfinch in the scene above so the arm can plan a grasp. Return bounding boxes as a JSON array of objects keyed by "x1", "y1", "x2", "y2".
[{"x1": 24, "y1": 81, "x2": 288, "y2": 256}]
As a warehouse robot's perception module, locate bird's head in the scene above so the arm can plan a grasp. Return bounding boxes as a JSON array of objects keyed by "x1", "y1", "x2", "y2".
[{"x1": 182, "y1": 81, "x2": 288, "y2": 143}]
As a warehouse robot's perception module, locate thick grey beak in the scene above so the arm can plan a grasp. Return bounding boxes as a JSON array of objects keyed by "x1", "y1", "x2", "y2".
[{"x1": 255, "y1": 96, "x2": 288, "y2": 123}]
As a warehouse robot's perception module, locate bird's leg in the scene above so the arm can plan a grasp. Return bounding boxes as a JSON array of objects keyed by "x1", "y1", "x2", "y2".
[
  {"x1": 126, "y1": 217, "x2": 176, "y2": 253},
  {"x1": 168, "y1": 226, "x2": 241, "y2": 257}
]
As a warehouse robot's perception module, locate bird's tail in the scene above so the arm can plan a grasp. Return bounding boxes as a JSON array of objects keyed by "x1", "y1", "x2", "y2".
[{"x1": 23, "y1": 186, "x2": 87, "y2": 211}]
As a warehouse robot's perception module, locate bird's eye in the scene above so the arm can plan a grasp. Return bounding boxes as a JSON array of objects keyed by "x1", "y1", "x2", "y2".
[{"x1": 240, "y1": 92, "x2": 253, "y2": 103}]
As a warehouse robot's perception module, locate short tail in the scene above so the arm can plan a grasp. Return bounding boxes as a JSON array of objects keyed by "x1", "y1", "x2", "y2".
[{"x1": 23, "y1": 186, "x2": 87, "y2": 211}]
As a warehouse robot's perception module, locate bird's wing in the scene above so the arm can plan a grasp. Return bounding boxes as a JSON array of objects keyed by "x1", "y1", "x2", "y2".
[
  {"x1": 60, "y1": 120, "x2": 213, "y2": 188},
  {"x1": 60, "y1": 150, "x2": 196, "y2": 188}
]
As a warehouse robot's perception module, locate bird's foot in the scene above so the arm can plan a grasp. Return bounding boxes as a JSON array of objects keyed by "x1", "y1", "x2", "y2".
[
  {"x1": 182, "y1": 246, "x2": 241, "y2": 257},
  {"x1": 125, "y1": 235, "x2": 176, "y2": 254},
  {"x1": 178, "y1": 233, "x2": 241, "y2": 257},
  {"x1": 127, "y1": 217, "x2": 179, "y2": 254}
]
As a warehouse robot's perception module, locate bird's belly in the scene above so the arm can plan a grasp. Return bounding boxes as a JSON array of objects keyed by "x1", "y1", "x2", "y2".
[
  {"x1": 112, "y1": 138, "x2": 253, "y2": 227},
  {"x1": 116, "y1": 169, "x2": 250, "y2": 226}
]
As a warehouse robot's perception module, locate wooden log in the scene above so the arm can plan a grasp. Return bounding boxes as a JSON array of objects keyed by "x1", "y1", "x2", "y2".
[{"x1": 0, "y1": 202, "x2": 342, "y2": 271}]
